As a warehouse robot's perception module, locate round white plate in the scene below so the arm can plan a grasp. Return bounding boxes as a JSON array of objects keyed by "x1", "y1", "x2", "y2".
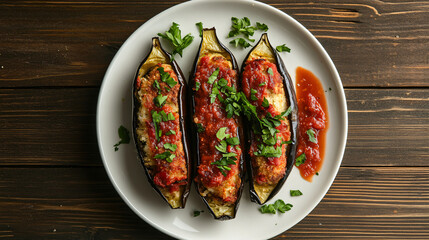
[{"x1": 96, "y1": 1, "x2": 348, "y2": 239}]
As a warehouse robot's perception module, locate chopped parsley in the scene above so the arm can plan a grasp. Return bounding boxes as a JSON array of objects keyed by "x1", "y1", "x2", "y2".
[
  {"x1": 207, "y1": 68, "x2": 220, "y2": 84},
  {"x1": 165, "y1": 130, "x2": 176, "y2": 136},
  {"x1": 250, "y1": 88, "x2": 258, "y2": 101},
  {"x1": 295, "y1": 153, "x2": 306, "y2": 167},
  {"x1": 154, "y1": 94, "x2": 167, "y2": 107},
  {"x1": 157, "y1": 22, "x2": 194, "y2": 61},
  {"x1": 267, "y1": 67, "x2": 274, "y2": 76},
  {"x1": 262, "y1": 97, "x2": 269, "y2": 108},
  {"x1": 196, "y1": 123, "x2": 205, "y2": 133},
  {"x1": 215, "y1": 140, "x2": 227, "y2": 153},
  {"x1": 256, "y1": 22, "x2": 269, "y2": 31},
  {"x1": 259, "y1": 82, "x2": 266, "y2": 86},
  {"x1": 226, "y1": 137, "x2": 240, "y2": 146},
  {"x1": 216, "y1": 127, "x2": 230, "y2": 140},
  {"x1": 290, "y1": 190, "x2": 303, "y2": 196},
  {"x1": 276, "y1": 44, "x2": 291, "y2": 53},
  {"x1": 211, "y1": 156, "x2": 236, "y2": 176},
  {"x1": 195, "y1": 82, "x2": 200, "y2": 91},
  {"x1": 196, "y1": 22, "x2": 203, "y2": 37},
  {"x1": 306, "y1": 129, "x2": 317, "y2": 143},
  {"x1": 151, "y1": 111, "x2": 163, "y2": 141},
  {"x1": 157, "y1": 67, "x2": 177, "y2": 88},
  {"x1": 193, "y1": 210, "x2": 204, "y2": 217},
  {"x1": 316, "y1": 172, "x2": 319, "y2": 176},
  {"x1": 114, "y1": 125, "x2": 130, "y2": 151},
  {"x1": 153, "y1": 79, "x2": 161, "y2": 93},
  {"x1": 154, "y1": 151, "x2": 175, "y2": 163},
  {"x1": 260, "y1": 199, "x2": 292, "y2": 214},
  {"x1": 228, "y1": 17, "x2": 269, "y2": 48},
  {"x1": 164, "y1": 143, "x2": 177, "y2": 152}
]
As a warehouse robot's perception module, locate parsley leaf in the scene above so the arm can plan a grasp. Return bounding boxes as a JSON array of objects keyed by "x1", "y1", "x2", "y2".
[
  {"x1": 262, "y1": 97, "x2": 269, "y2": 108},
  {"x1": 215, "y1": 140, "x2": 228, "y2": 153},
  {"x1": 151, "y1": 111, "x2": 163, "y2": 142},
  {"x1": 158, "y1": 22, "x2": 194, "y2": 60},
  {"x1": 164, "y1": 143, "x2": 177, "y2": 152},
  {"x1": 295, "y1": 153, "x2": 306, "y2": 167},
  {"x1": 165, "y1": 130, "x2": 176, "y2": 136},
  {"x1": 256, "y1": 22, "x2": 269, "y2": 31},
  {"x1": 193, "y1": 210, "x2": 204, "y2": 217},
  {"x1": 306, "y1": 129, "x2": 317, "y2": 143},
  {"x1": 259, "y1": 82, "x2": 266, "y2": 86},
  {"x1": 154, "y1": 94, "x2": 167, "y2": 108},
  {"x1": 195, "y1": 82, "x2": 200, "y2": 91},
  {"x1": 114, "y1": 125, "x2": 130, "y2": 151},
  {"x1": 157, "y1": 67, "x2": 177, "y2": 88},
  {"x1": 154, "y1": 151, "x2": 175, "y2": 163},
  {"x1": 229, "y1": 38, "x2": 251, "y2": 48},
  {"x1": 196, "y1": 22, "x2": 203, "y2": 37},
  {"x1": 276, "y1": 44, "x2": 291, "y2": 53},
  {"x1": 226, "y1": 137, "x2": 240, "y2": 146},
  {"x1": 211, "y1": 156, "x2": 236, "y2": 176},
  {"x1": 260, "y1": 199, "x2": 292, "y2": 214},
  {"x1": 290, "y1": 190, "x2": 303, "y2": 196},
  {"x1": 207, "y1": 68, "x2": 220, "y2": 84},
  {"x1": 196, "y1": 123, "x2": 205, "y2": 133},
  {"x1": 216, "y1": 127, "x2": 230, "y2": 140},
  {"x1": 267, "y1": 67, "x2": 274, "y2": 76}
]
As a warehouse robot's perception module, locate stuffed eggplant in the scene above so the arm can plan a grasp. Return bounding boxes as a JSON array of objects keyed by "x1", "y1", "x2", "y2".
[
  {"x1": 189, "y1": 28, "x2": 245, "y2": 220},
  {"x1": 133, "y1": 37, "x2": 191, "y2": 209},
  {"x1": 240, "y1": 33, "x2": 298, "y2": 204}
]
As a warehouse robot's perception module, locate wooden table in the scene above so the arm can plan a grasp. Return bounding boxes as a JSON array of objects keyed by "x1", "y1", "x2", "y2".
[{"x1": 1, "y1": 0, "x2": 428, "y2": 239}]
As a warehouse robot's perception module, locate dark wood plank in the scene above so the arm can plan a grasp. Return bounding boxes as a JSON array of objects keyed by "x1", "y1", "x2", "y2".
[
  {"x1": 0, "y1": 167, "x2": 427, "y2": 239},
  {"x1": 0, "y1": 0, "x2": 428, "y2": 87},
  {"x1": 0, "y1": 88, "x2": 427, "y2": 166}
]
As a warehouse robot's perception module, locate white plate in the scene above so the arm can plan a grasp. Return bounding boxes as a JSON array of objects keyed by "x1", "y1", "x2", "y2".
[{"x1": 96, "y1": 0, "x2": 348, "y2": 239}]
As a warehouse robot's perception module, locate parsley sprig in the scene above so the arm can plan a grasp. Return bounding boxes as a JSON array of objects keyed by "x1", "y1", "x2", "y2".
[
  {"x1": 114, "y1": 125, "x2": 130, "y2": 151},
  {"x1": 211, "y1": 127, "x2": 240, "y2": 176},
  {"x1": 228, "y1": 17, "x2": 268, "y2": 48},
  {"x1": 260, "y1": 199, "x2": 293, "y2": 214},
  {"x1": 158, "y1": 22, "x2": 194, "y2": 61}
]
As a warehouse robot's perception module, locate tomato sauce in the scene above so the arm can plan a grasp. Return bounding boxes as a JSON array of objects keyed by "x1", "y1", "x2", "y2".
[
  {"x1": 193, "y1": 55, "x2": 241, "y2": 203},
  {"x1": 295, "y1": 67, "x2": 329, "y2": 181}
]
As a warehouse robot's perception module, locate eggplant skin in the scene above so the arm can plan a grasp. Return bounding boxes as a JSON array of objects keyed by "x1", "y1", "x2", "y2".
[
  {"x1": 189, "y1": 28, "x2": 245, "y2": 220},
  {"x1": 132, "y1": 37, "x2": 191, "y2": 209},
  {"x1": 241, "y1": 33, "x2": 298, "y2": 205}
]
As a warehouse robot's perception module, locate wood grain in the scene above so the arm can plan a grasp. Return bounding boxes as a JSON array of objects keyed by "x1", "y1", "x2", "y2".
[
  {"x1": 0, "y1": 167, "x2": 427, "y2": 239},
  {"x1": 0, "y1": 0, "x2": 428, "y2": 87},
  {"x1": 0, "y1": 88, "x2": 427, "y2": 166}
]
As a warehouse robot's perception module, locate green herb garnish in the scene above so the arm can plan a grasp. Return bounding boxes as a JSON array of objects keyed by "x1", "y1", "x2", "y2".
[
  {"x1": 154, "y1": 151, "x2": 175, "y2": 163},
  {"x1": 215, "y1": 140, "x2": 227, "y2": 153},
  {"x1": 153, "y1": 80, "x2": 161, "y2": 93},
  {"x1": 216, "y1": 127, "x2": 230, "y2": 140},
  {"x1": 154, "y1": 94, "x2": 167, "y2": 107},
  {"x1": 259, "y1": 82, "x2": 266, "y2": 86},
  {"x1": 151, "y1": 111, "x2": 162, "y2": 141},
  {"x1": 196, "y1": 123, "x2": 205, "y2": 133},
  {"x1": 316, "y1": 172, "x2": 319, "y2": 176},
  {"x1": 290, "y1": 190, "x2": 303, "y2": 196},
  {"x1": 211, "y1": 156, "x2": 236, "y2": 176},
  {"x1": 267, "y1": 67, "x2": 274, "y2": 76},
  {"x1": 195, "y1": 82, "x2": 201, "y2": 91},
  {"x1": 167, "y1": 112, "x2": 175, "y2": 121},
  {"x1": 158, "y1": 67, "x2": 177, "y2": 88},
  {"x1": 256, "y1": 22, "x2": 269, "y2": 31},
  {"x1": 226, "y1": 137, "x2": 240, "y2": 146},
  {"x1": 276, "y1": 44, "x2": 291, "y2": 53},
  {"x1": 164, "y1": 143, "x2": 177, "y2": 152},
  {"x1": 193, "y1": 210, "x2": 204, "y2": 217},
  {"x1": 207, "y1": 68, "x2": 220, "y2": 84},
  {"x1": 295, "y1": 153, "x2": 306, "y2": 167},
  {"x1": 262, "y1": 97, "x2": 269, "y2": 108},
  {"x1": 260, "y1": 199, "x2": 292, "y2": 214},
  {"x1": 114, "y1": 125, "x2": 130, "y2": 151},
  {"x1": 196, "y1": 22, "x2": 203, "y2": 37},
  {"x1": 165, "y1": 130, "x2": 176, "y2": 136},
  {"x1": 229, "y1": 38, "x2": 252, "y2": 48},
  {"x1": 306, "y1": 129, "x2": 317, "y2": 143},
  {"x1": 158, "y1": 22, "x2": 194, "y2": 61}
]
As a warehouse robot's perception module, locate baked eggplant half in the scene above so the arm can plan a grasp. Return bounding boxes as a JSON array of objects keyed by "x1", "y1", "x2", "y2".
[
  {"x1": 133, "y1": 37, "x2": 191, "y2": 209},
  {"x1": 189, "y1": 28, "x2": 245, "y2": 220},
  {"x1": 240, "y1": 33, "x2": 298, "y2": 204}
]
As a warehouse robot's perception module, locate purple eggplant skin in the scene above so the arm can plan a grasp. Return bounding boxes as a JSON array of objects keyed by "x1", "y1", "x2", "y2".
[
  {"x1": 188, "y1": 28, "x2": 245, "y2": 220},
  {"x1": 132, "y1": 37, "x2": 191, "y2": 209},
  {"x1": 241, "y1": 33, "x2": 298, "y2": 205}
]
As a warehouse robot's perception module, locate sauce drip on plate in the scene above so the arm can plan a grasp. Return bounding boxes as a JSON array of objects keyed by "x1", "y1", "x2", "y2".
[{"x1": 295, "y1": 67, "x2": 329, "y2": 181}]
